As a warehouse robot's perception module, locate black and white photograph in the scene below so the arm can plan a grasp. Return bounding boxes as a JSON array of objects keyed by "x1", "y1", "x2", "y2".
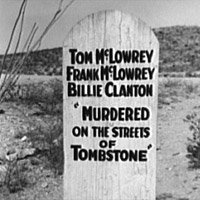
[{"x1": 0, "y1": 0, "x2": 200, "y2": 200}]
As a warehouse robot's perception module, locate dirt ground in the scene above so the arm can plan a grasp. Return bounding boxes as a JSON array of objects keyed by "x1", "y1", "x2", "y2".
[
  {"x1": 157, "y1": 94, "x2": 200, "y2": 200},
  {"x1": 0, "y1": 77, "x2": 200, "y2": 200},
  {"x1": 0, "y1": 102, "x2": 63, "y2": 200}
]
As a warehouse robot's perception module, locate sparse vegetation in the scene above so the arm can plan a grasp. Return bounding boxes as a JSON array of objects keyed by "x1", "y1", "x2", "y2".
[
  {"x1": 2, "y1": 26, "x2": 200, "y2": 76},
  {"x1": 183, "y1": 81, "x2": 199, "y2": 94},
  {"x1": 24, "y1": 115, "x2": 64, "y2": 175},
  {"x1": 158, "y1": 78, "x2": 200, "y2": 108},
  {"x1": 0, "y1": 0, "x2": 74, "y2": 102},
  {"x1": 4, "y1": 159, "x2": 29, "y2": 193},
  {"x1": 184, "y1": 113, "x2": 200, "y2": 169},
  {"x1": 5, "y1": 78, "x2": 63, "y2": 114},
  {"x1": 160, "y1": 78, "x2": 181, "y2": 88},
  {"x1": 13, "y1": 78, "x2": 63, "y2": 172},
  {"x1": 0, "y1": 0, "x2": 74, "y2": 195},
  {"x1": 0, "y1": 48, "x2": 62, "y2": 76},
  {"x1": 0, "y1": 78, "x2": 64, "y2": 197},
  {"x1": 154, "y1": 26, "x2": 200, "y2": 73}
]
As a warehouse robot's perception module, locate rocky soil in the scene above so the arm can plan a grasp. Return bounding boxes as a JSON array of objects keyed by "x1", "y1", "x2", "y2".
[{"x1": 0, "y1": 102, "x2": 63, "y2": 200}]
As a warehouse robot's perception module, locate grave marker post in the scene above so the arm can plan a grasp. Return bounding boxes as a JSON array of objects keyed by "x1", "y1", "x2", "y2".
[{"x1": 63, "y1": 10, "x2": 159, "y2": 200}]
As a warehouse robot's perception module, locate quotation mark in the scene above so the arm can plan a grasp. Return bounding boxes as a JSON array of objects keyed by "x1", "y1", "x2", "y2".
[{"x1": 74, "y1": 102, "x2": 79, "y2": 108}]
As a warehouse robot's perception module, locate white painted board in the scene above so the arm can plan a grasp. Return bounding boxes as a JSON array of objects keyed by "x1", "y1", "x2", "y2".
[{"x1": 63, "y1": 10, "x2": 159, "y2": 200}]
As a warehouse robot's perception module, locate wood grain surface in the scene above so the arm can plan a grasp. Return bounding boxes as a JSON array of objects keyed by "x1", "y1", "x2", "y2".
[{"x1": 63, "y1": 10, "x2": 159, "y2": 200}]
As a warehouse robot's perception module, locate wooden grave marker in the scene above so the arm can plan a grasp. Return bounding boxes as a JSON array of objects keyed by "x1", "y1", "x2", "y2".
[{"x1": 63, "y1": 10, "x2": 159, "y2": 200}]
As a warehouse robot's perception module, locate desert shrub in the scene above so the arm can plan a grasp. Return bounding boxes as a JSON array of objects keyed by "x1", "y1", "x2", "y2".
[
  {"x1": 156, "y1": 193, "x2": 173, "y2": 200},
  {"x1": 6, "y1": 78, "x2": 64, "y2": 175},
  {"x1": 185, "y1": 71, "x2": 194, "y2": 77},
  {"x1": 5, "y1": 78, "x2": 63, "y2": 115},
  {"x1": 25, "y1": 79, "x2": 62, "y2": 113},
  {"x1": 162, "y1": 78, "x2": 181, "y2": 88},
  {"x1": 158, "y1": 79, "x2": 199, "y2": 106},
  {"x1": 24, "y1": 115, "x2": 64, "y2": 175},
  {"x1": 158, "y1": 79, "x2": 182, "y2": 104},
  {"x1": 183, "y1": 81, "x2": 199, "y2": 94},
  {"x1": 4, "y1": 159, "x2": 29, "y2": 193},
  {"x1": 184, "y1": 113, "x2": 200, "y2": 168}
]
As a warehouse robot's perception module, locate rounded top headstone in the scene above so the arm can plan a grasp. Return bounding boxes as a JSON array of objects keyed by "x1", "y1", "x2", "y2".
[
  {"x1": 64, "y1": 10, "x2": 158, "y2": 53},
  {"x1": 63, "y1": 10, "x2": 159, "y2": 200}
]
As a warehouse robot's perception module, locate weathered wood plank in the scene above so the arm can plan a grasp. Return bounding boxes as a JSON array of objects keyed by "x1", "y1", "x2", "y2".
[{"x1": 63, "y1": 10, "x2": 159, "y2": 200}]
